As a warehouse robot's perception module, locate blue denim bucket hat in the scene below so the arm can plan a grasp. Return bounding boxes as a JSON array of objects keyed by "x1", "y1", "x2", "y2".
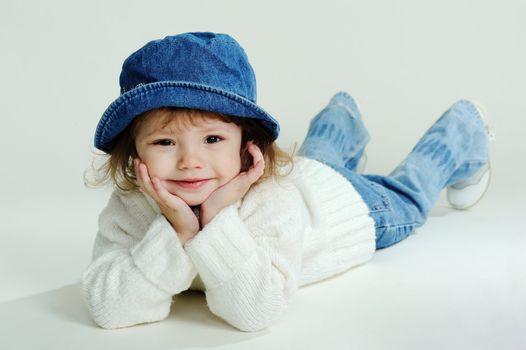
[{"x1": 94, "y1": 32, "x2": 280, "y2": 154}]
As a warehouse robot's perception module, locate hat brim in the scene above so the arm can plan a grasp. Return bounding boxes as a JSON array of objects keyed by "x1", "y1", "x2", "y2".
[{"x1": 94, "y1": 81, "x2": 280, "y2": 153}]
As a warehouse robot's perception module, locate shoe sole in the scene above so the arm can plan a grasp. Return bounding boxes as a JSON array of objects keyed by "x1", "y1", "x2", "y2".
[{"x1": 447, "y1": 161, "x2": 492, "y2": 210}]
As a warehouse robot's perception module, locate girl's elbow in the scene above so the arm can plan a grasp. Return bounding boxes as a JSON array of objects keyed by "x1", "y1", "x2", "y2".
[
  {"x1": 92, "y1": 312, "x2": 124, "y2": 330},
  {"x1": 213, "y1": 300, "x2": 287, "y2": 332},
  {"x1": 88, "y1": 302, "x2": 169, "y2": 330},
  {"x1": 234, "y1": 320, "x2": 273, "y2": 333}
]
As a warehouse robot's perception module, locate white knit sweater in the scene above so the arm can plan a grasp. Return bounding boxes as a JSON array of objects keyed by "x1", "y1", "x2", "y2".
[{"x1": 81, "y1": 156, "x2": 376, "y2": 332}]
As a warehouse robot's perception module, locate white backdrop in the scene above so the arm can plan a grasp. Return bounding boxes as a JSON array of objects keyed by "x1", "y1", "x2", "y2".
[{"x1": 1, "y1": 0, "x2": 525, "y2": 348}]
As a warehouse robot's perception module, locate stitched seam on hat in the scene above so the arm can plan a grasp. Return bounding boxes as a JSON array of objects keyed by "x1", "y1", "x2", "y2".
[{"x1": 128, "y1": 81, "x2": 264, "y2": 112}]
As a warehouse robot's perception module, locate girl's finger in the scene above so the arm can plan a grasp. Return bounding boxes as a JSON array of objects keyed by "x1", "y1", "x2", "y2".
[
  {"x1": 247, "y1": 161, "x2": 264, "y2": 183},
  {"x1": 245, "y1": 146, "x2": 265, "y2": 182},
  {"x1": 134, "y1": 159, "x2": 141, "y2": 183},
  {"x1": 137, "y1": 161, "x2": 160, "y2": 201},
  {"x1": 141, "y1": 165, "x2": 156, "y2": 194},
  {"x1": 151, "y1": 177, "x2": 171, "y2": 203},
  {"x1": 245, "y1": 143, "x2": 261, "y2": 164},
  {"x1": 249, "y1": 144, "x2": 264, "y2": 167},
  {"x1": 152, "y1": 177, "x2": 186, "y2": 210},
  {"x1": 135, "y1": 159, "x2": 147, "y2": 190},
  {"x1": 135, "y1": 159, "x2": 186, "y2": 212}
]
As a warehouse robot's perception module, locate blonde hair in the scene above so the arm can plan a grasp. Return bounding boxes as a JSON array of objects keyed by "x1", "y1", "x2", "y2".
[{"x1": 84, "y1": 108, "x2": 296, "y2": 194}]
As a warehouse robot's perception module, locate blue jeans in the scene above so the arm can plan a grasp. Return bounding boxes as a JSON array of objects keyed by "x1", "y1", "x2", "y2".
[{"x1": 297, "y1": 92, "x2": 490, "y2": 249}]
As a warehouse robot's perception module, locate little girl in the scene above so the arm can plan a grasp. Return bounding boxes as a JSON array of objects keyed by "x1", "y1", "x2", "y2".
[{"x1": 82, "y1": 32, "x2": 494, "y2": 332}]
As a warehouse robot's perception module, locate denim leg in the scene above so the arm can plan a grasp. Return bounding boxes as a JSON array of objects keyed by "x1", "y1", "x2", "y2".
[
  {"x1": 360, "y1": 100, "x2": 490, "y2": 249},
  {"x1": 299, "y1": 98, "x2": 489, "y2": 250},
  {"x1": 297, "y1": 91, "x2": 370, "y2": 171}
]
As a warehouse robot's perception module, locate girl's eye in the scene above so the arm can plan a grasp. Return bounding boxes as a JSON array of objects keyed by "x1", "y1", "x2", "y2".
[
  {"x1": 154, "y1": 139, "x2": 174, "y2": 146},
  {"x1": 205, "y1": 135, "x2": 223, "y2": 144}
]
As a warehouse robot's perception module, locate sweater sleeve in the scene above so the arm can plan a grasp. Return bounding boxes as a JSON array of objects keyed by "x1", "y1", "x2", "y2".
[
  {"x1": 183, "y1": 181, "x2": 308, "y2": 332},
  {"x1": 80, "y1": 192, "x2": 197, "y2": 329}
]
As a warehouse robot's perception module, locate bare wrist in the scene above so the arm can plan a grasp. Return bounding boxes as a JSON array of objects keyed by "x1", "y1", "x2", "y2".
[
  {"x1": 200, "y1": 205, "x2": 216, "y2": 227},
  {"x1": 176, "y1": 230, "x2": 194, "y2": 245}
]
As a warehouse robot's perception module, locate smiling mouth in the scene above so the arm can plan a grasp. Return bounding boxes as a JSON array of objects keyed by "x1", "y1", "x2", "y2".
[{"x1": 170, "y1": 179, "x2": 210, "y2": 189}]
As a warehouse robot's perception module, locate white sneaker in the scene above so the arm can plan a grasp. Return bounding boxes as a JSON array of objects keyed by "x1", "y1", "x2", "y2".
[
  {"x1": 446, "y1": 101, "x2": 496, "y2": 210},
  {"x1": 447, "y1": 162, "x2": 492, "y2": 210}
]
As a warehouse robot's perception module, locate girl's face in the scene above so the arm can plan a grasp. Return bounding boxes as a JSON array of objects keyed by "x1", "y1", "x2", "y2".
[{"x1": 134, "y1": 109, "x2": 243, "y2": 206}]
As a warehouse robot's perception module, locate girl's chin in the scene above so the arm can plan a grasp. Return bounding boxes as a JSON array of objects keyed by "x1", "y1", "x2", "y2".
[
  {"x1": 168, "y1": 192, "x2": 207, "y2": 206},
  {"x1": 184, "y1": 199, "x2": 205, "y2": 206}
]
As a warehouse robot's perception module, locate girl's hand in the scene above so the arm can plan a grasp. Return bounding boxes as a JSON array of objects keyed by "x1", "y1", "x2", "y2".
[
  {"x1": 134, "y1": 158, "x2": 200, "y2": 244},
  {"x1": 200, "y1": 141, "x2": 265, "y2": 226}
]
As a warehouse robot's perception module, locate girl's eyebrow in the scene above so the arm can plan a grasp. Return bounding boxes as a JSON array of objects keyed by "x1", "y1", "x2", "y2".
[
  {"x1": 199, "y1": 125, "x2": 229, "y2": 132},
  {"x1": 145, "y1": 124, "x2": 228, "y2": 137},
  {"x1": 145, "y1": 128, "x2": 173, "y2": 137}
]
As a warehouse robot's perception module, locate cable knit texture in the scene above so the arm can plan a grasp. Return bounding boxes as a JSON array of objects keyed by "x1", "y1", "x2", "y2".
[{"x1": 81, "y1": 156, "x2": 376, "y2": 331}]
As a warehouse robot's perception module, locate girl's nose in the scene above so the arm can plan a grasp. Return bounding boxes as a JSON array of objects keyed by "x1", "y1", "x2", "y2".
[{"x1": 176, "y1": 148, "x2": 204, "y2": 169}]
